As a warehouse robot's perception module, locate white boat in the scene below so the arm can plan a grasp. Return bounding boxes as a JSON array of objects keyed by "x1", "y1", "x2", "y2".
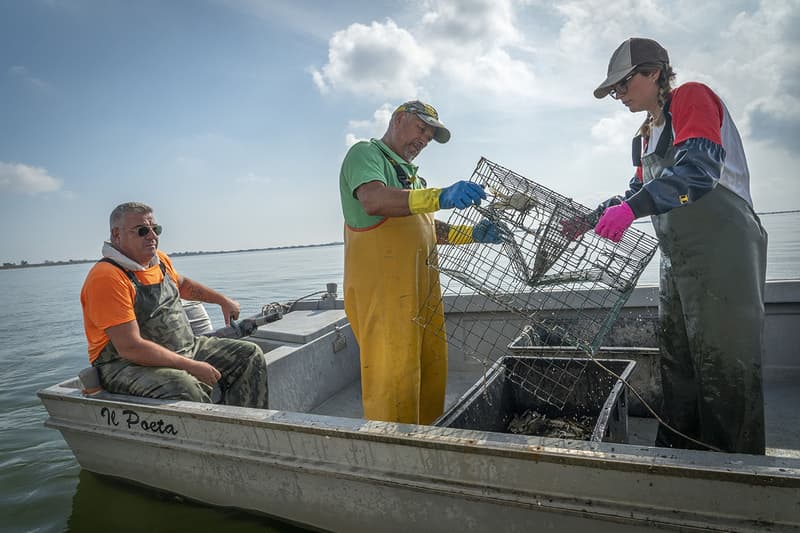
[{"x1": 38, "y1": 279, "x2": 800, "y2": 532}]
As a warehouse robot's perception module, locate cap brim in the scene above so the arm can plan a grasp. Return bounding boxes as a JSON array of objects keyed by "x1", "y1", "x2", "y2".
[
  {"x1": 593, "y1": 65, "x2": 636, "y2": 99},
  {"x1": 417, "y1": 114, "x2": 451, "y2": 143}
]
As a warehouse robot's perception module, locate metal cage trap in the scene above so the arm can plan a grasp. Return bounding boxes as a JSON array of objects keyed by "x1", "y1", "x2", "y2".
[{"x1": 416, "y1": 157, "x2": 659, "y2": 409}]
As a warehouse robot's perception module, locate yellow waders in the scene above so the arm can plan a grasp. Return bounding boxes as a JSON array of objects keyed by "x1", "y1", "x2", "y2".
[{"x1": 344, "y1": 213, "x2": 448, "y2": 424}]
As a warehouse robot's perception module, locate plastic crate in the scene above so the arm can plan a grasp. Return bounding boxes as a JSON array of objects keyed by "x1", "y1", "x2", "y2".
[{"x1": 435, "y1": 356, "x2": 636, "y2": 443}]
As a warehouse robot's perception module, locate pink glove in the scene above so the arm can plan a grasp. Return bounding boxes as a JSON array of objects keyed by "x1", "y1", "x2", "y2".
[{"x1": 594, "y1": 202, "x2": 635, "y2": 243}]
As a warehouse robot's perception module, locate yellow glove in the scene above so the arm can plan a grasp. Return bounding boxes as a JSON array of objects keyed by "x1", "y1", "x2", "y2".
[
  {"x1": 447, "y1": 225, "x2": 474, "y2": 244},
  {"x1": 408, "y1": 188, "x2": 442, "y2": 214}
]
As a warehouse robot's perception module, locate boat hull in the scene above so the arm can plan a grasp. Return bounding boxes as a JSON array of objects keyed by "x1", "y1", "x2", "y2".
[
  {"x1": 40, "y1": 378, "x2": 800, "y2": 532},
  {"x1": 39, "y1": 281, "x2": 800, "y2": 531}
]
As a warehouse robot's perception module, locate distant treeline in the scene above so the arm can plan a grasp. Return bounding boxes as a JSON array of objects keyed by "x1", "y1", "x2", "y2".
[{"x1": 0, "y1": 242, "x2": 344, "y2": 270}]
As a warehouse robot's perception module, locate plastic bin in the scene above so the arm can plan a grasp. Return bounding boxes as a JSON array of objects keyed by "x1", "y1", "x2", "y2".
[
  {"x1": 507, "y1": 326, "x2": 659, "y2": 417},
  {"x1": 436, "y1": 356, "x2": 635, "y2": 443}
]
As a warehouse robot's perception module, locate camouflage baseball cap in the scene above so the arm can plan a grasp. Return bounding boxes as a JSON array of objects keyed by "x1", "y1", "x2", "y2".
[
  {"x1": 594, "y1": 38, "x2": 669, "y2": 99},
  {"x1": 396, "y1": 100, "x2": 451, "y2": 143}
]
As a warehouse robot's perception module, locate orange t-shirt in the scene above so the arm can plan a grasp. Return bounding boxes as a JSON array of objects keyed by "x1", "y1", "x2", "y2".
[{"x1": 80, "y1": 251, "x2": 180, "y2": 363}]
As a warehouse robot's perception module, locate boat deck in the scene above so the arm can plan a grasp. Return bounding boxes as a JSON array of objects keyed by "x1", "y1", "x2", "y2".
[
  {"x1": 762, "y1": 379, "x2": 800, "y2": 457},
  {"x1": 312, "y1": 368, "x2": 800, "y2": 458}
]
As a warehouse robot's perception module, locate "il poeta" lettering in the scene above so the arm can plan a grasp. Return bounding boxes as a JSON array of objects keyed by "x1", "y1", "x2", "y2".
[{"x1": 100, "y1": 407, "x2": 178, "y2": 436}]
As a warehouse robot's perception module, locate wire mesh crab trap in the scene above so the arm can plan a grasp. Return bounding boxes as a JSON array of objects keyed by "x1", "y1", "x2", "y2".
[{"x1": 416, "y1": 157, "x2": 659, "y2": 409}]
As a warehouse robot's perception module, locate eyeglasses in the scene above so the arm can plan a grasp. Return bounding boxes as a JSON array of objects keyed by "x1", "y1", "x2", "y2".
[
  {"x1": 131, "y1": 224, "x2": 163, "y2": 237},
  {"x1": 609, "y1": 71, "x2": 639, "y2": 99}
]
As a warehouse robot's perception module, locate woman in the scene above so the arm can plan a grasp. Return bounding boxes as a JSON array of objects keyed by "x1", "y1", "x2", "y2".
[{"x1": 591, "y1": 37, "x2": 767, "y2": 454}]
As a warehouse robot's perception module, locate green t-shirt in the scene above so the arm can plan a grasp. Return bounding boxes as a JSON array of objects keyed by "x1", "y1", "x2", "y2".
[{"x1": 339, "y1": 139, "x2": 425, "y2": 229}]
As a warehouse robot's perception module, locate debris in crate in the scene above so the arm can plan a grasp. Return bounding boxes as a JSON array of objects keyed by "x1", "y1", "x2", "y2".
[
  {"x1": 416, "y1": 157, "x2": 658, "y2": 409},
  {"x1": 507, "y1": 409, "x2": 595, "y2": 440}
]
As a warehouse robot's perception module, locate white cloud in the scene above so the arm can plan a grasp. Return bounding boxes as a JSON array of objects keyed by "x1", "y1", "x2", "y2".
[
  {"x1": 345, "y1": 104, "x2": 394, "y2": 147},
  {"x1": 590, "y1": 110, "x2": 643, "y2": 154},
  {"x1": 7, "y1": 65, "x2": 52, "y2": 92},
  {"x1": 310, "y1": 0, "x2": 540, "y2": 104},
  {"x1": 420, "y1": 0, "x2": 523, "y2": 50},
  {"x1": 0, "y1": 162, "x2": 62, "y2": 194},
  {"x1": 713, "y1": 0, "x2": 800, "y2": 148},
  {"x1": 555, "y1": 0, "x2": 671, "y2": 52},
  {"x1": 747, "y1": 138, "x2": 800, "y2": 210},
  {"x1": 312, "y1": 0, "x2": 544, "y2": 144},
  {"x1": 438, "y1": 47, "x2": 537, "y2": 98},
  {"x1": 310, "y1": 19, "x2": 434, "y2": 99},
  {"x1": 415, "y1": 0, "x2": 539, "y2": 101}
]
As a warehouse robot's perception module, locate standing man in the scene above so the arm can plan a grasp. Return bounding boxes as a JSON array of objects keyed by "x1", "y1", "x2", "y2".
[
  {"x1": 340, "y1": 100, "x2": 501, "y2": 424},
  {"x1": 81, "y1": 202, "x2": 269, "y2": 408}
]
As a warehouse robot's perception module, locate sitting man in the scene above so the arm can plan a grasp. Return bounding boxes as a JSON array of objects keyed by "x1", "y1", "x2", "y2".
[{"x1": 80, "y1": 201, "x2": 268, "y2": 407}]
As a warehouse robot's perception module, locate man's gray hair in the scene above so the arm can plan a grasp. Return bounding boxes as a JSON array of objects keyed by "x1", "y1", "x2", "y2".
[{"x1": 109, "y1": 202, "x2": 153, "y2": 231}]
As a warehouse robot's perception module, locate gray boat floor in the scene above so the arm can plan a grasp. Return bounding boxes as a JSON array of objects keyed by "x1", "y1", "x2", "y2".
[{"x1": 311, "y1": 370, "x2": 800, "y2": 459}]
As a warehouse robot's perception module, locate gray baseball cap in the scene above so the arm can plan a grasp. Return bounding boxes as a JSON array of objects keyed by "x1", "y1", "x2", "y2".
[
  {"x1": 594, "y1": 38, "x2": 669, "y2": 99},
  {"x1": 396, "y1": 100, "x2": 451, "y2": 143}
]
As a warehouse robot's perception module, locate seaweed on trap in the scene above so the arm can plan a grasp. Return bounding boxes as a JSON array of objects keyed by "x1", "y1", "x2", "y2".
[{"x1": 416, "y1": 157, "x2": 659, "y2": 409}]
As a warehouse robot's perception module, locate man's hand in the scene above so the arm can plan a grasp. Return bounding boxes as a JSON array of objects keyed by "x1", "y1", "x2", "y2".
[
  {"x1": 439, "y1": 181, "x2": 486, "y2": 209},
  {"x1": 219, "y1": 297, "x2": 241, "y2": 326},
  {"x1": 187, "y1": 359, "x2": 221, "y2": 386},
  {"x1": 472, "y1": 219, "x2": 506, "y2": 244}
]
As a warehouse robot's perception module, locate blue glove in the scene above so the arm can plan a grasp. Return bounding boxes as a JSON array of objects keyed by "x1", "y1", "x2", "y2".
[
  {"x1": 471, "y1": 219, "x2": 505, "y2": 244},
  {"x1": 439, "y1": 181, "x2": 486, "y2": 210}
]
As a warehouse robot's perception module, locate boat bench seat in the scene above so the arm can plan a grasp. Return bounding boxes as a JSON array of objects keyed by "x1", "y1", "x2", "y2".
[
  {"x1": 249, "y1": 309, "x2": 348, "y2": 344},
  {"x1": 248, "y1": 309, "x2": 359, "y2": 413}
]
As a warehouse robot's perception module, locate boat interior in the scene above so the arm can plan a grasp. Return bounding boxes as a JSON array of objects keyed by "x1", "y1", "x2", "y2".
[{"x1": 241, "y1": 280, "x2": 799, "y2": 458}]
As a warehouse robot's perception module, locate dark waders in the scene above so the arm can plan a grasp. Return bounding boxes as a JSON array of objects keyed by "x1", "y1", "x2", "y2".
[{"x1": 642, "y1": 128, "x2": 767, "y2": 454}]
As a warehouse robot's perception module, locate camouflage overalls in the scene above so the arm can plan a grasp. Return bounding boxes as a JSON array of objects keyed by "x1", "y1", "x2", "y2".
[{"x1": 93, "y1": 260, "x2": 268, "y2": 408}]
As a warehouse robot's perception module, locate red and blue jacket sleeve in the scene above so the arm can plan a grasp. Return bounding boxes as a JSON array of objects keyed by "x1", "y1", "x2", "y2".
[{"x1": 624, "y1": 83, "x2": 726, "y2": 218}]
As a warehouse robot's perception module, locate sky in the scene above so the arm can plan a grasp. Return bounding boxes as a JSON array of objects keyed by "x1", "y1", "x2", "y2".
[{"x1": 1, "y1": 0, "x2": 798, "y2": 264}]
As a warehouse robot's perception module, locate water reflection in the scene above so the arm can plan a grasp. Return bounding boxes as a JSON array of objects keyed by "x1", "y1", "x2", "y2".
[{"x1": 67, "y1": 470, "x2": 308, "y2": 532}]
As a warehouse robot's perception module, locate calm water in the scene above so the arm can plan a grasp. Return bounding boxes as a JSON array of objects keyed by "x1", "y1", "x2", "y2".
[{"x1": 1, "y1": 213, "x2": 797, "y2": 532}]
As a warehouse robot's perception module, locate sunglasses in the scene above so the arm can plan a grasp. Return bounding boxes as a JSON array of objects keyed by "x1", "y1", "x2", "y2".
[
  {"x1": 132, "y1": 224, "x2": 163, "y2": 237},
  {"x1": 609, "y1": 70, "x2": 639, "y2": 99}
]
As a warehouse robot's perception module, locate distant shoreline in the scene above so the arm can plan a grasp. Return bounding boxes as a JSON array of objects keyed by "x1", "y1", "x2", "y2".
[{"x1": 0, "y1": 241, "x2": 344, "y2": 270}]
